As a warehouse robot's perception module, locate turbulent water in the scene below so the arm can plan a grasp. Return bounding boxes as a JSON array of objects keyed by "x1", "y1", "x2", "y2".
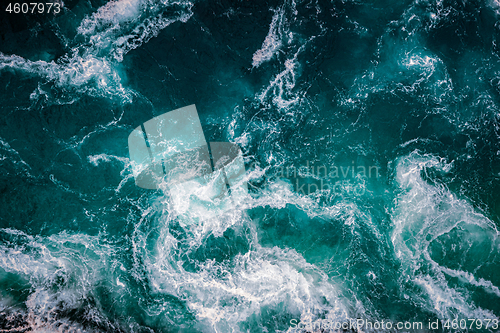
[{"x1": 0, "y1": 0, "x2": 499, "y2": 332}]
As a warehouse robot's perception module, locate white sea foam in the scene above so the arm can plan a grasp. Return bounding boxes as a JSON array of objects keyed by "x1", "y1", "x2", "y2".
[
  {"x1": 6, "y1": 149, "x2": 494, "y2": 332},
  {"x1": 88, "y1": 153, "x2": 129, "y2": 166},
  {"x1": 124, "y1": 162, "x2": 384, "y2": 332},
  {"x1": 0, "y1": 137, "x2": 34, "y2": 178},
  {"x1": 141, "y1": 229, "x2": 350, "y2": 332},
  {"x1": 77, "y1": 0, "x2": 194, "y2": 62},
  {"x1": 258, "y1": 56, "x2": 302, "y2": 110},
  {"x1": 488, "y1": 0, "x2": 500, "y2": 15},
  {"x1": 77, "y1": 0, "x2": 144, "y2": 37},
  {"x1": 0, "y1": 229, "x2": 122, "y2": 332},
  {"x1": 0, "y1": 52, "x2": 132, "y2": 101},
  {"x1": 391, "y1": 151, "x2": 500, "y2": 321},
  {"x1": 111, "y1": 6, "x2": 193, "y2": 62},
  {"x1": 0, "y1": 0, "x2": 194, "y2": 103},
  {"x1": 253, "y1": 0, "x2": 323, "y2": 112},
  {"x1": 252, "y1": 8, "x2": 285, "y2": 68}
]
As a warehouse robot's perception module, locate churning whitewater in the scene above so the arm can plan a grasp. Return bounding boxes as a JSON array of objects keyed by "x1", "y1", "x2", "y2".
[{"x1": 0, "y1": 0, "x2": 499, "y2": 332}]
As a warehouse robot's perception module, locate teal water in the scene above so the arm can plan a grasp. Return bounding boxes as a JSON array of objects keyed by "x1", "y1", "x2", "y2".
[{"x1": 0, "y1": 0, "x2": 499, "y2": 332}]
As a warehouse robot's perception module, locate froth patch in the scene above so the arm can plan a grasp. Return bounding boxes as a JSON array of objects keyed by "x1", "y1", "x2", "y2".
[
  {"x1": 391, "y1": 151, "x2": 499, "y2": 321},
  {"x1": 78, "y1": 0, "x2": 143, "y2": 36},
  {"x1": 252, "y1": 8, "x2": 284, "y2": 68}
]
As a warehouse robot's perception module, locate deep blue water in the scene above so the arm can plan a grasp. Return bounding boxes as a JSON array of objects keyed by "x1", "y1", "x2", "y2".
[{"x1": 0, "y1": 0, "x2": 499, "y2": 332}]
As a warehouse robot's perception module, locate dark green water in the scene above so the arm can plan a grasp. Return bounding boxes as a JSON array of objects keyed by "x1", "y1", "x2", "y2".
[{"x1": 0, "y1": 0, "x2": 499, "y2": 332}]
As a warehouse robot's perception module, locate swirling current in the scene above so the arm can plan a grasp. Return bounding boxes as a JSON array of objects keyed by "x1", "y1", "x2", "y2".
[{"x1": 0, "y1": 0, "x2": 499, "y2": 332}]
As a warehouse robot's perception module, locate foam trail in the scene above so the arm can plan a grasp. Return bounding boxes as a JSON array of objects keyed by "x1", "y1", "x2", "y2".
[
  {"x1": 258, "y1": 56, "x2": 302, "y2": 109},
  {"x1": 0, "y1": 52, "x2": 132, "y2": 101},
  {"x1": 391, "y1": 151, "x2": 499, "y2": 321},
  {"x1": 77, "y1": 0, "x2": 144, "y2": 37},
  {"x1": 77, "y1": 0, "x2": 194, "y2": 62},
  {"x1": 0, "y1": 0, "x2": 194, "y2": 102},
  {"x1": 252, "y1": 7, "x2": 285, "y2": 68},
  {"x1": 252, "y1": 0, "x2": 322, "y2": 111}
]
